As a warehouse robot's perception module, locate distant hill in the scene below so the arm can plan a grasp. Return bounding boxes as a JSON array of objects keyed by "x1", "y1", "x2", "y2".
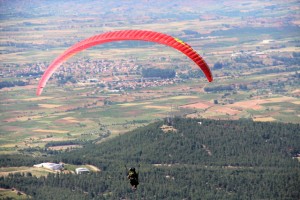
[{"x1": 1, "y1": 118, "x2": 299, "y2": 199}]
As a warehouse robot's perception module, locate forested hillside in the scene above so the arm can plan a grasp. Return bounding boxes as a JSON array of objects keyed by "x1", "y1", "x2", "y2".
[{"x1": 1, "y1": 118, "x2": 299, "y2": 199}]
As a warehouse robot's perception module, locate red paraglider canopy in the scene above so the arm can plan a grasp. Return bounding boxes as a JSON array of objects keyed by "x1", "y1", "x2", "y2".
[{"x1": 37, "y1": 30, "x2": 213, "y2": 95}]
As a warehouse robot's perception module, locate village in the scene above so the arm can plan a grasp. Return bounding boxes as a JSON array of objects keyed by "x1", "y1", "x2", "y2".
[{"x1": 0, "y1": 56, "x2": 188, "y2": 92}]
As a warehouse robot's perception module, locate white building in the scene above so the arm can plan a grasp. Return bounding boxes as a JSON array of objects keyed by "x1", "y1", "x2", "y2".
[
  {"x1": 75, "y1": 167, "x2": 90, "y2": 174},
  {"x1": 34, "y1": 162, "x2": 64, "y2": 171}
]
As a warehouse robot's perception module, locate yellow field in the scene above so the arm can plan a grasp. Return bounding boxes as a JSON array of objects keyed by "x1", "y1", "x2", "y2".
[
  {"x1": 253, "y1": 117, "x2": 276, "y2": 122},
  {"x1": 119, "y1": 102, "x2": 151, "y2": 107},
  {"x1": 292, "y1": 101, "x2": 300, "y2": 105},
  {"x1": 86, "y1": 164, "x2": 101, "y2": 172},
  {"x1": 170, "y1": 96, "x2": 198, "y2": 100},
  {"x1": 0, "y1": 167, "x2": 53, "y2": 177},
  {"x1": 38, "y1": 104, "x2": 62, "y2": 108},
  {"x1": 144, "y1": 105, "x2": 171, "y2": 111},
  {"x1": 266, "y1": 96, "x2": 296, "y2": 102},
  {"x1": 41, "y1": 137, "x2": 71, "y2": 142},
  {"x1": 61, "y1": 117, "x2": 80, "y2": 123},
  {"x1": 22, "y1": 96, "x2": 54, "y2": 101}
]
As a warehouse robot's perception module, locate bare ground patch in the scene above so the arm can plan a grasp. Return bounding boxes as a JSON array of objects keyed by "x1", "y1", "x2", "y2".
[
  {"x1": 4, "y1": 115, "x2": 43, "y2": 123},
  {"x1": 55, "y1": 117, "x2": 81, "y2": 124},
  {"x1": 231, "y1": 96, "x2": 297, "y2": 110},
  {"x1": 2, "y1": 125, "x2": 23, "y2": 132},
  {"x1": 230, "y1": 99, "x2": 266, "y2": 110},
  {"x1": 202, "y1": 144, "x2": 212, "y2": 156},
  {"x1": 86, "y1": 164, "x2": 101, "y2": 172},
  {"x1": 160, "y1": 125, "x2": 177, "y2": 133},
  {"x1": 211, "y1": 106, "x2": 241, "y2": 115}
]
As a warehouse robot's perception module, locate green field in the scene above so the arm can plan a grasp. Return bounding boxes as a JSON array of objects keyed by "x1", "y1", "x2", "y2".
[{"x1": 0, "y1": 188, "x2": 29, "y2": 200}]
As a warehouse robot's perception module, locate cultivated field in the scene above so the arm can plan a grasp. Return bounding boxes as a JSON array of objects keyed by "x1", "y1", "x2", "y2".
[{"x1": 1, "y1": 73, "x2": 299, "y2": 152}]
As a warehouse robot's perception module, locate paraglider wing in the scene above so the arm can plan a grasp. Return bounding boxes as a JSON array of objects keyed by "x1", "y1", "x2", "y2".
[{"x1": 36, "y1": 30, "x2": 213, "y2": 96}]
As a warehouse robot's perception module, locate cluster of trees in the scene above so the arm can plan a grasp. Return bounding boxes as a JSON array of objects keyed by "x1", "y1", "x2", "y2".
[
  {"x1": 56, "y1": 74, "x2": 77, "y2": 85},
  {"x1": 272, "y1": 54, "x2": 300, "y2": 66},
  {"x1": 142, "y1": 68, "x2": 176, "y2": 79},
  {"x1": 0, "y1": 118, "x2": 299, "y2": 199},
  {"x1": 45, "y1": 140, "x2": 85, "y2": 148},
  {"x1": 213, "y1": 62, "x2": 223, "y2": 70},
  {"x1": 254, "y1": 66, "x2": 299, "y2": 75},
  {"x1": 0, "y1": 154, "x2": 46, "y2": 167},
  {"x1": 177, "y1": 69, "x2": 206, "y2": 80},
  {"x1": 0, "y1": 80, "x2": 28, "y2": 89},
  {"x1": 204, "y1": 85, "x2": 235, "y2": 92},
  {"x1": 17, "y1": 71, "x2": 43, "y2": 77}
]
